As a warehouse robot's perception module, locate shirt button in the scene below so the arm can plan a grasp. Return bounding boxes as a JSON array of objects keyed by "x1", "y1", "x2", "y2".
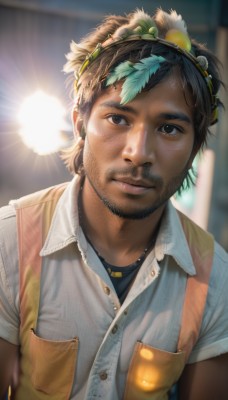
[
  {"x1": 113, "y1": 305, "x2": 118, "y2": 311},
  {"x1": 112, "y1": 324, "x2": 118, "y2": 334},
  {"x1": 99, "y1": 371, "x2": 108, "y2": 380},
  {"x1": 104, "y1": 286, "x2": 110, "y2": 295},
  {"x1": 151, "y1": 270, "x2": 155, "y2": 277}
]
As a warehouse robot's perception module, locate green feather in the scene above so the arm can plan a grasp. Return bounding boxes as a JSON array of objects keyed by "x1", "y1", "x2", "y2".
[
  {"x1": 120, "y1": 55, "x2": 165, "y2": 104},
  {"x1": 106, "y1": 61, "x2": 134, "y2": 86}
]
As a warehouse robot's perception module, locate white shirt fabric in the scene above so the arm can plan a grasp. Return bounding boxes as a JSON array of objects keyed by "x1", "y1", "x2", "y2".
[{"x1": 0, "y1": 175, "x2": 228, "y2": 399}]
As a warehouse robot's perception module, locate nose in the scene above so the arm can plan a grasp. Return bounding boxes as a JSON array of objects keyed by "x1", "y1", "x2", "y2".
[{"x1": 122, "y1": 125, "x2": 155, "y2": 166}]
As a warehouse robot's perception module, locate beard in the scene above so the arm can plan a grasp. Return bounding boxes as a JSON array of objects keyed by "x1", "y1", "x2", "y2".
[
  {"x1": 86, "y1": 172, "x2": 188, "y2": 220},
  {"x1": 83, "y1": 156, "x2": 189, "y2": 221}
]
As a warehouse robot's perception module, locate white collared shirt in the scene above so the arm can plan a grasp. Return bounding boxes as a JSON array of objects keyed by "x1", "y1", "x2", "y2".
[{"x1": 0, "y1": 175, "x2": 228, "y2": 399}]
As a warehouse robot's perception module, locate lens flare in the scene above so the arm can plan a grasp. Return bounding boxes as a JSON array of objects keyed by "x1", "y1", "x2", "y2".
[{"x1": 18, "y1": 90, "x2": 69, "y2": 155}]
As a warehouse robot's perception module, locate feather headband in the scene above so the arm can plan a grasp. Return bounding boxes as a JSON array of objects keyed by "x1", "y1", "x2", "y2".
[{"x1": 74, "y1": 9, "x2": 218, "y2": 125}]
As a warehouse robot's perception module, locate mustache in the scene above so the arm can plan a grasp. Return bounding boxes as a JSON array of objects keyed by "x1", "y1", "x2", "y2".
[{"x1": 108, "y1": 166, "x2": 163, "y2": 186}]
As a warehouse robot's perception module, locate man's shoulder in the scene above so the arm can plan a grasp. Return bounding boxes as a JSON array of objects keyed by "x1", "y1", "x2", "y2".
[
  {"x1": 10, "y1": 182, "x2": 69, "y2": 210},
  {"x1": 176, "y1": 209, "x2": 213, "y2": 241},
  {"x1": 0, "y1": 204, "x2": 16, "y2": 221},
  {"x1": 172, "y1": 208, "x2": 214, "y2": 263},
  {"x1": 0, "y1": 205, "x2": 17, "y2": 257},
  {"x1": 0, "y1": 203, "x2": 16, "y2": 241},
  {"x1": 0, "y1": 182, "x2": 70, "y2": 238},
  {"x1": 176, "y1": 209, "x2": 228, "y2": 264}
]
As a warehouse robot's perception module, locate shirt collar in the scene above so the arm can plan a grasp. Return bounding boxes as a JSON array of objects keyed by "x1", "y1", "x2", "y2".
[
  {"x1": 40, "y1": 175, "x2": 85, "y2": 256},
  {"x1": 154, "y1": 201, "x2": 196, "y2": 275},
  {"x1": 40, "y1": 177, "x2": 196, "y2": 275}
]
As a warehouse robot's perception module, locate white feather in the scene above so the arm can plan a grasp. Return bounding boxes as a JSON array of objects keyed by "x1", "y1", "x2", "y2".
[{"x1": 155, "y1": 9, "x2": 188, "y2": 36}]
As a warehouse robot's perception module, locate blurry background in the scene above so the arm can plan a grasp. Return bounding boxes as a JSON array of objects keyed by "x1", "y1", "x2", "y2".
[{"x1": 0, "y1": 0, "x2": 227, "y2": 250}]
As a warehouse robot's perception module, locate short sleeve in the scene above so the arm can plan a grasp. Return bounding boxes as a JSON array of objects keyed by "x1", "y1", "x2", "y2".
[
  {"x1": 0, "y1": 205, "x2": 20, "y2": 345},
  {"x1": 188, "y1": 242, "x2": 228, "y2": 363}
]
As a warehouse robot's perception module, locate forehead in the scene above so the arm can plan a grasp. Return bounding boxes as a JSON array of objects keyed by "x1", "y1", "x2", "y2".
[{"x1": 92, "y1": 71, "x2": 194, "y2": 120}]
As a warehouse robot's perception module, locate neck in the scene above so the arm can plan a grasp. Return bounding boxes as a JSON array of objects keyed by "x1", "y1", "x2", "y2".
[{"x1": 78, "y1": 178, "x2": 165, "y2": 266}]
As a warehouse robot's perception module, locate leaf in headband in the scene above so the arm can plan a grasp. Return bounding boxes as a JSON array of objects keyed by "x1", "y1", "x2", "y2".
[
  {"x1": 106, "y1": 61, "x2": 135, "y2": 86},
  {"x1": 120, "y1": 55, "x2": 165, "y2": 104}
]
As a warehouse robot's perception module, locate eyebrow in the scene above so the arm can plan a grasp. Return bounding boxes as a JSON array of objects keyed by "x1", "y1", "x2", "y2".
[
  {"x1": 158, "y1": 112, "x2": 192, "y2": 124},
  {"x1": 99, "y1": 101, "x2": 138, "y2": 115},
  {"x1": 99, "y1": 101, "x2": 192, "y2": 124}
]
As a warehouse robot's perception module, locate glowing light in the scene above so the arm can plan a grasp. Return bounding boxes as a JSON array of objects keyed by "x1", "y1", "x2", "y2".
[
  {"x1": 140, "y1": 348, "x2": 154, "y2": 360},
  {"x1": 136, "y1": 365, "x2": 159, "y2": 391},
  {"x1": 18, "y1": 90, "x2": 70, "y2": 155}
]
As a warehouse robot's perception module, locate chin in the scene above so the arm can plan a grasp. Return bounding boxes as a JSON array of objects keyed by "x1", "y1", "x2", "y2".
[{"x1": 105, "y1": 201, "x2": 159, "y2": 220}]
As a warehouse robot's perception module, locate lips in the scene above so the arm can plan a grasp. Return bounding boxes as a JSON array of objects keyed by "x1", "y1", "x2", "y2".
[
  {"x1": 114, "y1": 177, "x2": 154, "y2": 188},
  {"x1": 112, "y1": 176, "x2": 156, "y2": 196}
]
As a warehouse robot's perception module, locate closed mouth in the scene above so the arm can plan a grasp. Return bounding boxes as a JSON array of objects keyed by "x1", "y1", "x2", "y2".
[{"x1": 114, "y1": 177, "x2": 154, "y2": 188}]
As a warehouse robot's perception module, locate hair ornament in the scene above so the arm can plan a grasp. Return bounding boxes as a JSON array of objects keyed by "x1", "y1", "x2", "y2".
[
  {"x1": 112, "y1": 9, "x2": 159, "y2": 40},
  {"x1": 73, "y1": 8, "x2": 218, "y2": 124},
  {"x1": 106, "y1": 55, "x2": 166, "y2": 104},
  {"x1": 155, "y1": 9, "x2": 188, "y2": 35},
  {"x1": 106, "y1": 61, "x2": 135, "y2": 85},
  {"x1": 196, "y1": 55, "x2": 209, "y2": 71},
  {"x1": 75, "y1": 43, "x2": 103, "y2": 88},
  {"x1": 165, "y1": 29, "x2": 191, "y2": 51}
]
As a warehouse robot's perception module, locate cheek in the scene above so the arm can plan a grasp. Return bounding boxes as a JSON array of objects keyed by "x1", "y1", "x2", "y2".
[
  {"x1": 158, "y1": 140, "x2": 194, "y2": 173},
  {"x1": 83, "y1": 133, "x2": 116, "y2": 171},
  {"x1": 85, "y1": 124, "x2": 124, "y2": 161}
]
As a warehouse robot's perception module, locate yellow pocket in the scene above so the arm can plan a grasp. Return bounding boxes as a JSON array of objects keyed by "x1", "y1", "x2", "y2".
[
  {"x1": 124, "y1": 342, "x2": 185, "y2": 400},
  {"x1": 30, "y1": 329, "x2": 78, "y2": 398}
]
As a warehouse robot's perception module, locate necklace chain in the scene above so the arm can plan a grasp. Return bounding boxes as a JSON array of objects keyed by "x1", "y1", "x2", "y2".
[{"x1": 95, "y1": 236, "x2": 156, "y2": 269}]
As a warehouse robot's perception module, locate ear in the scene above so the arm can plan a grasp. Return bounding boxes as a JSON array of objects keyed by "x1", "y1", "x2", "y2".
[{"x1": 71, "y1": 108, "x2": 84, "y2": 139}]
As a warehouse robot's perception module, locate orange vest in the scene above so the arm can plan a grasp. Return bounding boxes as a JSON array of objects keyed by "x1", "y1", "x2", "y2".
[{"x1": 13, "y1": 183, "x2": 214, "y2": 399}]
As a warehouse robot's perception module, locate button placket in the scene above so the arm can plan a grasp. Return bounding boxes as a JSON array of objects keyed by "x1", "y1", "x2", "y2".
[
  {"x1": 94, "y1": 321, "x2": 123, "y2": 392},
  {"x1": 150, "y1": 259, "x2": 160, "y2": 280}
]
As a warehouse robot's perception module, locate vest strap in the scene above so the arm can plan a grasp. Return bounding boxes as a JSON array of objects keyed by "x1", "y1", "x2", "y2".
[{"x1": 177, "y1": 211, "x2": 214, "y2": 361}]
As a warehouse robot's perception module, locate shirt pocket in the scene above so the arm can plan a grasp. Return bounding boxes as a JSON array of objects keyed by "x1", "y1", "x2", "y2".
[
  {"x1": 29, "y1": 328, "x2": 78, "y2": 399},
  {"x1": 124, "y1": 341, "x2": 185, "y2": 400}
]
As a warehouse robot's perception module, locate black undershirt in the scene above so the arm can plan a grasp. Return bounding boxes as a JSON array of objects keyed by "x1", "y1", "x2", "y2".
[
  {"x1": 86, "y1": 235, "x2": 148, "y2": 303},
  {"x1": 98, "y1": 254, "x2": 146, "y2": 304}
]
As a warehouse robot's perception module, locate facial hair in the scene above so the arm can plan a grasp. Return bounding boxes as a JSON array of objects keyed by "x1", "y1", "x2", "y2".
[{"x1": 84, "y1": 156, "x2": 190, "y2": 220}]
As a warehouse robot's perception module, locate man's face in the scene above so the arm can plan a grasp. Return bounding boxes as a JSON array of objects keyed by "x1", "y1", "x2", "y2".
[{"x1": 81, "y1": 72, "x2": 195, "y2": 219}]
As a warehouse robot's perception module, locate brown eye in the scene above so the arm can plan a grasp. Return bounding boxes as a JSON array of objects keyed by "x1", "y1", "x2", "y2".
[
  {"x1": 108, "y1": 114, "x2": 128, "y2": 126},
  {"x1": 163, "y1": 124, "x2": 174, "y2": 133},
  {"x1": 160, "y1": 124, "x2": 182, "y2": 136}
]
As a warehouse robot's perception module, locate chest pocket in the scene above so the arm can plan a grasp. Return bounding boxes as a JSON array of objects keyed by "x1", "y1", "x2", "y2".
[
  {"x1": 30, "y1": 329, "x2": 78, "y2": 399},
  {"x1": 124, "y1": 341, "x2": 185, "y2": 400}
]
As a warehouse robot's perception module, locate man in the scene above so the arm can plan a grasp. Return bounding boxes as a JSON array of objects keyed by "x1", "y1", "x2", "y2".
[{"x1": 0, "y1": 7, "x2": 228, "y2": 400}]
